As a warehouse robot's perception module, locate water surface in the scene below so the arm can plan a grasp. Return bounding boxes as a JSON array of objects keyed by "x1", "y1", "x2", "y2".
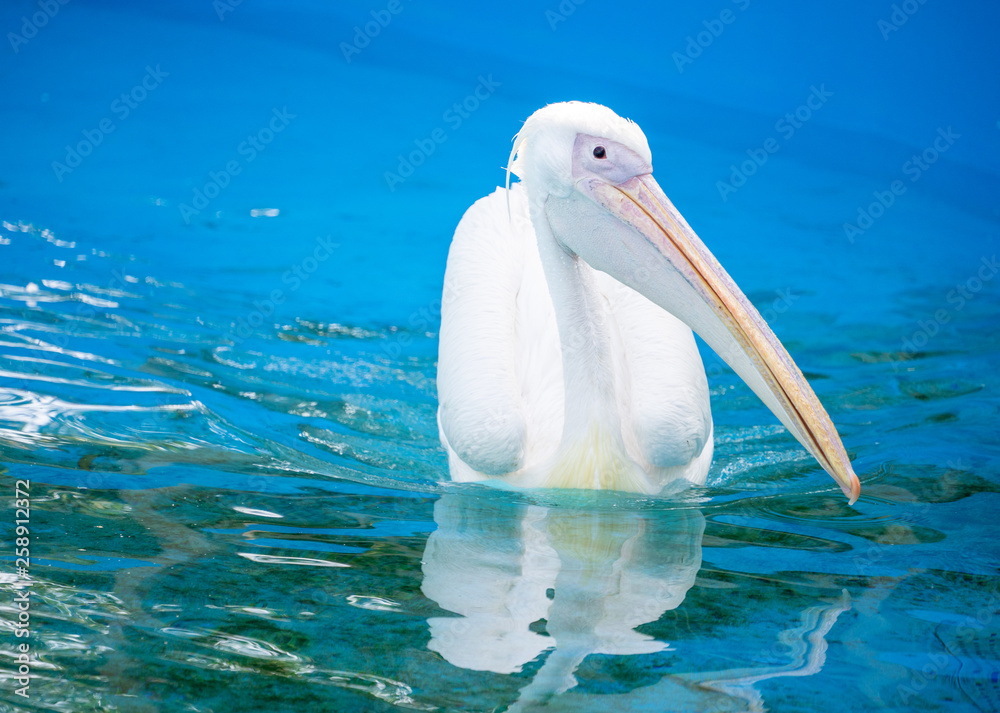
[{"x1": 1, "y1": 2, "x2": 999, "y2": 711}]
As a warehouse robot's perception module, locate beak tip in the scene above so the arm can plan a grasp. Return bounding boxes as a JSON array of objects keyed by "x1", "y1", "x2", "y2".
[{"x1": 843, "y1": 471, "x2": 861, "y2": 506}]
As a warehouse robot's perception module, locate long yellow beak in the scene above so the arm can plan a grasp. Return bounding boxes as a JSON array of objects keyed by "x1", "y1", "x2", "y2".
[{"x1": 582, "y1": 174, "x2": 861, "y2": 504}]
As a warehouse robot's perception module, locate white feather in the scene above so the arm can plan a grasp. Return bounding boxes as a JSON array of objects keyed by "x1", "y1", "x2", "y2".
[{"x1": 437, "y1": 182, "x2": 713, "y2": 493}]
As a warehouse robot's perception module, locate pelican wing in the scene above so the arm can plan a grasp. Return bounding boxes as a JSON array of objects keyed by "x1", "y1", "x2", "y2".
[{"x1": 438, "y1": 187, "x2": 531, "y2": 478}]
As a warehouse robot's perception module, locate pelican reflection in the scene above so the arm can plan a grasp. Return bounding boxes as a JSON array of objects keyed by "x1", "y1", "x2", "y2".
[{"x1": 420, "y1": 493, "x2": 851, "y2": 712}]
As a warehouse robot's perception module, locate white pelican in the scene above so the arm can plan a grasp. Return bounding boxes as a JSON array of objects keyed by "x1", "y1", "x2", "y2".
[{"x1": 437, "y1": 102, "x2": 860, "y2": 503}]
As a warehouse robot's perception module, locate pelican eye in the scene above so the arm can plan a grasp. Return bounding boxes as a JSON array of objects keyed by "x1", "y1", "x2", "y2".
[{"x1": 593, "y1": 146, "x2": 607, "y2": 159}]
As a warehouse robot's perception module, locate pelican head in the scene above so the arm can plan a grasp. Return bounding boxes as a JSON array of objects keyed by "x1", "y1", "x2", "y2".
[{"x1": 508, "y1": 101, "x2": 860, "y2": 503}]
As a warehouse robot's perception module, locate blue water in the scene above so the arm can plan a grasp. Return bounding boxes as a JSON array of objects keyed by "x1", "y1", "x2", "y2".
[{"x1": 1, "y1": 1, "x2": 999, "y2": 711}]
